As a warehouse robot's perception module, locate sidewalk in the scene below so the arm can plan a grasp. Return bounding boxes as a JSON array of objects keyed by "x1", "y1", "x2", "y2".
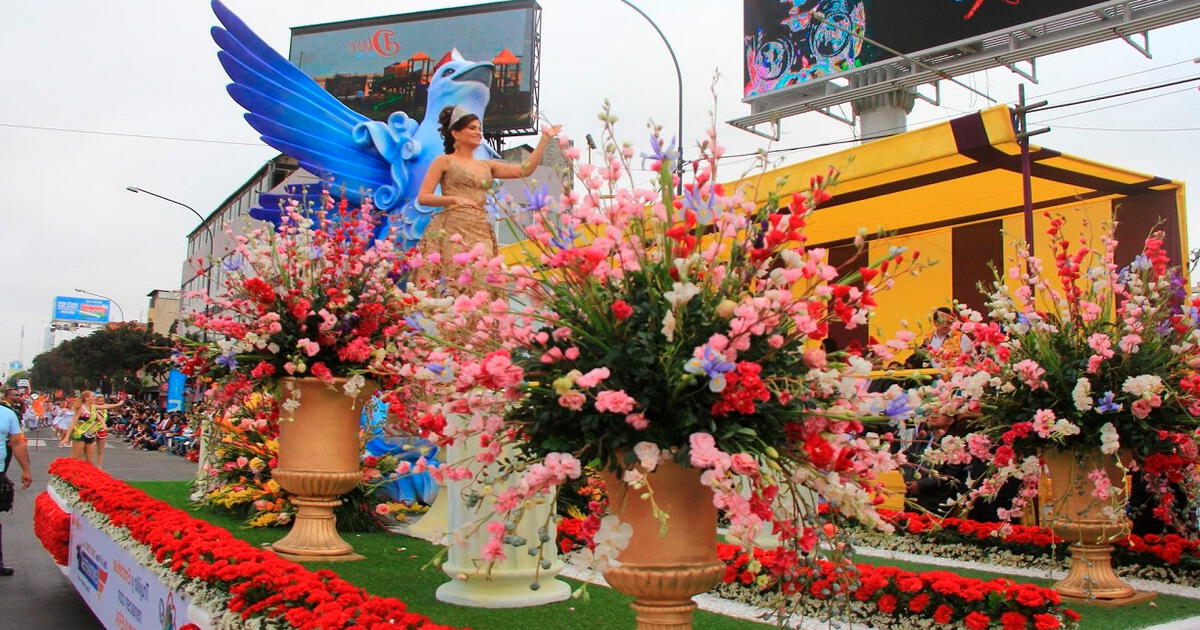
[{"x1": 3, "y1": 425, "x2": 199, "y2": 630}]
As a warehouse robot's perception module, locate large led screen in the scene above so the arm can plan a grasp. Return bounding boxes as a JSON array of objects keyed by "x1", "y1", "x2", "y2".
[
  {"x1": 290, "y1": 1, "x2": 539, "y2": 133},
  {"x1": 745, "y1": 0, "x2": 1112, "y2": 99}
]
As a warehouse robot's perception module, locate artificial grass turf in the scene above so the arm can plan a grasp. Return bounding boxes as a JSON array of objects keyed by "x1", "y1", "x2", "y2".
[
  {"x1": 132, "y1": 481, "x2": 770, "y2": 629},
  {"x1": 132, "y1": 481, "x2": 1200, "y2": 630}
]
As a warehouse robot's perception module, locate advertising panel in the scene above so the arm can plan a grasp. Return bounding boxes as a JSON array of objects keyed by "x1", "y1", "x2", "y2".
[
  {"x1": 290, "y1": 0, "x2": 539, "y2": 134},
  {"x1": 69, "y1": 510, "x2": 191, "y2": 630},
  {"x1": 165, "y1": 370, "x2": 186, "y2": 413},
  {"x1": 53, "y1": 296, "x2": 111, "y2": 324},
  {"x1": 744, "y1": 0, "x2": 1111, "y2": 99}
]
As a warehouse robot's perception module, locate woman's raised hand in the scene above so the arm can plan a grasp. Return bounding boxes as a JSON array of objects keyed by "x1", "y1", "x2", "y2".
[{"x1": 541, "y1": 124, "x2": 562, "y2": 139}]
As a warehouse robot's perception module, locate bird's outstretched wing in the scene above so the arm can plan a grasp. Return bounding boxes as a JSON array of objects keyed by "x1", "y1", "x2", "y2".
[{"x1": 211, "y1": 0, "x2": 407, "y2": 208}]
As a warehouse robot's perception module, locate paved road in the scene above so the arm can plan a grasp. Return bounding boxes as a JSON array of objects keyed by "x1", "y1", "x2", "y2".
[{"x1": 3, "y1": 425, "x2": 198, "y2": 630}]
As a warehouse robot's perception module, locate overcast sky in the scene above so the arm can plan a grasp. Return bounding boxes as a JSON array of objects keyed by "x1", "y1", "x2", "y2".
[{"x1": 1, "y1": 0, "x2": 1198, "y2": 374}]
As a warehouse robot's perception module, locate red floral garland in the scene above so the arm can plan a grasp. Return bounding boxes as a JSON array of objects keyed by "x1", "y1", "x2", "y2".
[
  {"x1": 880, "y1": 509, "x2": 1200, "y2": 566},
  {"x1": 717, "y1": 543, "x2": 1080, "y2": 629},
  {"x1": 33, "y1": 491, "x2": 71, "y2": 566},
  {"x1": 556, "y1": 518, "x2": 1079, "y2": 628},
  {"x1": 47, "y1": 458, "x2": 463, "y2": 630}
]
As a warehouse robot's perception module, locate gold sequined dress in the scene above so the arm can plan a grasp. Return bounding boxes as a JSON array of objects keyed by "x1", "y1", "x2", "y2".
[{"x1": 421, "y1": 158, "x2": 497, "y2": 260}]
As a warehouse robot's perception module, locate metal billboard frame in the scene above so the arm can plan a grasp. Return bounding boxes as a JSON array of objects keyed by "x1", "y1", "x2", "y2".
[
  {"x1": 289, "y1": 0, "x2": 543, "y2": 139},
  {"x1": 731, "y1": 0, "x2": 1200, "y2": 139}
]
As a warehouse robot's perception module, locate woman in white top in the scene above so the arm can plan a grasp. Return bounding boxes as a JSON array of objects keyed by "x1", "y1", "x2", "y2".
[{"x1": 53, "y1": 403, "x2": 74, "y2": 445}]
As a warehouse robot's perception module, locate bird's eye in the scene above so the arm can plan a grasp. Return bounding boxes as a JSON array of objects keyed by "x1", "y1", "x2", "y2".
[{"x1": 440, "y1": 68, "x2": 455, "y2": 78}]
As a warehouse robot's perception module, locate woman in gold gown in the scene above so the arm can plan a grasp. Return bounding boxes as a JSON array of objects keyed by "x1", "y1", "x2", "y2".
[{"x1": 416, "y1": 105, "x2": 561, "y2": 263}]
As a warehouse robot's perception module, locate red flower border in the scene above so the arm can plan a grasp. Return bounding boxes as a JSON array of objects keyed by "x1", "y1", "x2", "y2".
[
  {"x1": 717, "y1": 543, "x2": 1080, "y2": 629},
  {"x1": 880, "y1": 509, "x2": 1200, "y2": 566},
  {"x1": 47, "y1": 458, "x2": 464, "y2": 630},
  {"x1": 33, "y1": 491, "x2": 71, "y2": 566}
]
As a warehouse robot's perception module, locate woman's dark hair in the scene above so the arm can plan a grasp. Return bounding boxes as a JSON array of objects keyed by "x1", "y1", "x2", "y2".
[{"x1": 438, "y1": 106, "x2": 480, "y2": 154}]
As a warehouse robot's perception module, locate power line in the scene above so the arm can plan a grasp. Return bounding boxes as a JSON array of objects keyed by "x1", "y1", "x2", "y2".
[
  {"x1": 1033, "y1": 86, "x2": 1198, "y2": 124},
  {"x1": 1050, "y1": 123, "x2": 1200, "y2": 133},
  {"x1": 708, "y1": 74, "x2": 1199, "y2": 164},
  {"x1": 1026, "y1": 57, "x2": 1198, "y2": 101},
  {"x1": 1031, "y1": 75, "x2": 1200, "y2": 112},
  {"x1": 0, "y1": 121, "x2": 268, "y2": 148}
]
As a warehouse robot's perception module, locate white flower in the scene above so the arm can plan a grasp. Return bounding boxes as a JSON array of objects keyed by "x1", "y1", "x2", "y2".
[
  {"x1": 1052, "y1": 419, "x2": 1081, "y2": 437},
  {"x1": 572, "y1": 515, "x2": 633, "y2": 573},
  {"x1": 1122, "y1": 374, "x2": 1163, "y2": 398},
  {"x1": 660, "y1": 310, "x2": 676, "y2": 342},
  {"x1": 343, "y1": 374, "x2": 367, "y2": 397},
  {"x1": 845, "y1": 355, "x2": 873, "y2": 377},
  {"x1": 663, "y1": 282, "x2": 700, "y2": 308},
  {"x1": 632, "y1": 441, "x2": 660, "y2": 472},
  {"x1": 1099, "y1": 422, "x2": 1120, "y2": 455},
  {"x1": 1072, "y1": 377, "x2": 1094, "y2": 413}
]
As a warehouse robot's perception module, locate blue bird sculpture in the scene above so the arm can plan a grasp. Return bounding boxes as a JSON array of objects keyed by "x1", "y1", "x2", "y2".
[{"x1": 209, "y1": 0, "x2": 499, "y2": 248}]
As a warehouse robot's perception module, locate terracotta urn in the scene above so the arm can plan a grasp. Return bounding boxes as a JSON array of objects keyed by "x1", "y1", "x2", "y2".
[
  {"x1": 1042, "y1": 447, "x2": 1151, "y2": 603},
  {"x1": 602, "y1": 458, "x2": 724, "y2": 630},
  {"x1": 270, "y1": 376, "x2": 375, "y2": 562}
]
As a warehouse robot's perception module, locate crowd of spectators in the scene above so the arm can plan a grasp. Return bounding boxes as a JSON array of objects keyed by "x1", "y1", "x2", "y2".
[
  {"x1": 109, "y1": 401, "x2": 200, "y2": 458},
  {"x1": 21, "y1": 396, "x2": 201, "y2": 461}
]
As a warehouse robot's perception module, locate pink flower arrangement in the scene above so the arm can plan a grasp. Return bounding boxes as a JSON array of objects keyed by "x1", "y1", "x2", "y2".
[
  {"x1": 925, "y1": 217, "x2": 1200, "y2": 531},
  {"x1": 384, "y1": 102, "x2": 929, "y2": 592},
  {"x1": 174, "y1": 196, "x2": 421, "y2": 402}
]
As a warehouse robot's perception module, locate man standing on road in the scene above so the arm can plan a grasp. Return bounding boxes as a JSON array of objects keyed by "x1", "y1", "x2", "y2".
[{"x1": 0, "y1": 387, "x2": 33, "y2": 576}]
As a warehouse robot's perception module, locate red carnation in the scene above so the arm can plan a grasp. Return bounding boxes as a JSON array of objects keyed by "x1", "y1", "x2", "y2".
[
  {"x1": 933, "y1": 604, "x2": 954, "y2": 625},
  {"x1": 250, "y1": 361, "x2": 276, "y2": 379},
  {"x1": 908, "y1": 593, "x2": 931, "y2": 612},
  {"x1": 1001, "y1": 612, "x2": 1029, "y2": 630},
  {"x1": 610, "y1": 299, "x2": 634, "y2": 321},
  {"x1": 1034, "y1": 613, "x2": 1063, "y2": 630},
  {"x1": 876, "y1": 593, "x2": 898, "y2": 614},
  {"x1": 309, "y1": 361, "x2": 333, "y2": 382},
  {"x1": 964, "y1": 612, "x2": 992, "y2": 630}
]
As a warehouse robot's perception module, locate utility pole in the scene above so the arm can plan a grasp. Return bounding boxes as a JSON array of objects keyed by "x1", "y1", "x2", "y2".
[{"x1": 1012, "y1": 85, "x2": 1051, "y2": 274}]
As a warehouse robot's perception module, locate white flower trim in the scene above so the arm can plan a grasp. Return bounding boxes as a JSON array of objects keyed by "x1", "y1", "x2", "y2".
[{"x1": 49, "y1": 478, "x2": 286, "y2": 630}]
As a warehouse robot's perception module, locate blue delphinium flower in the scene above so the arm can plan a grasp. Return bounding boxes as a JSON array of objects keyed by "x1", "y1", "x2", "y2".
[
  {"x1": 1096, "y1": 391, "x2": 1122, "y2": 413},
  {"x1": 216, "y1": 351, "x2": 238, "y2": 371},
  {"x1": 684, "y1": 346, "x2": 736, "y2": 392},
  {"x1": 549, "y1": 223, "x2": 580, "y2": 251},
  {"x1": 222, "y1": 255, "x2": 244, "y2": 272},
  {"x1": 641, "y1": 133, "x2": 679, "y2": 167},
  {"x1": 523, "y1": 183, "x2": 550, "y2": 212}
]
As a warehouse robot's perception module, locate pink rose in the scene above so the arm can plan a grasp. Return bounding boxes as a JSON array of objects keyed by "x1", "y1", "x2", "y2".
[
  {"x1": 1132, "y1": 398, "x2": 1153, "y2": 419},
  {"x1": 558, "y1": 391, "x2": 586, "y2": 411},
  {"x1": 375, "y1": 503, "x2": 390, "y2": 515},
  {"x1": 575, "y1": 367, "x2": 611, "y2": 389},
  {"x1": 730, "y1": 453, "x2": 759, "y2": 475},
  {"x1": 625, "y1": 413, "x2": 649, "y2": 430},
  {"x1": 803, "y1": 348, "x2": 827, "y2": 370},
  {"x1": 595, "y1": 390, "x2": 636, "y2": 414}
]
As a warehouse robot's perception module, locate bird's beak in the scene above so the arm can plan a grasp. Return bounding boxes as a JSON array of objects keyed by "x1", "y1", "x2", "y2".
[{"x1": 453, "y1": 63, "x2": 494, "y2": 88}]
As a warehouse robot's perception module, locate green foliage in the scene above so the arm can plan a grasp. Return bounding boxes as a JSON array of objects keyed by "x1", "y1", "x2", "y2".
[{"x1": 30, "y1": 324, "x2": 171, "y2": 392}]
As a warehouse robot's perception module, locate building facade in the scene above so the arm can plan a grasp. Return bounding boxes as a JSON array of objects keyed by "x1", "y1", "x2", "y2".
[{"x1": 145, "y1": 289, "x2": 181, "y2": 336}]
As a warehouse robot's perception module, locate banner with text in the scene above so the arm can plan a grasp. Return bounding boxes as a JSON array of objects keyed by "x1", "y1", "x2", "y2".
[{"x1": 69, "y1": 510, "x2": 191, "y2": 630}]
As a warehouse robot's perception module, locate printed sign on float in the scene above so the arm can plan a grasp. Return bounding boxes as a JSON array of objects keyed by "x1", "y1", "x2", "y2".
[{"x1": 69, "y1": 510, "x2": 192, "y2": 630}]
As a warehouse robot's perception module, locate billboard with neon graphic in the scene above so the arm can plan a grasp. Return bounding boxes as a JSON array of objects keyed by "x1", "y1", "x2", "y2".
[{"x1": 52, "y1": 296, "x2": 111, "y2": 324}]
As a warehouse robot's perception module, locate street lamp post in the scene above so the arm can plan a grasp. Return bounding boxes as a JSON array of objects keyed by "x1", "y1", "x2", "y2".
[
  {"x1": 125, "y1": 186, "x2": 215, "y2": 318},
  {"x1": 74, "y1": 288, "x2": 125, "y2": 322},
  {"x1": 616, "y1": 0, "x2": 684, "y2": 194}
]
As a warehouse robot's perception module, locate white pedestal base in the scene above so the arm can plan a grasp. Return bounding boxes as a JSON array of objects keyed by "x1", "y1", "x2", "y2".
[
  {"x1": 436, "y1": 569, "x2": 571, "y2": 608},
  {"x1": 434, "y1": 415, "x2": 571, "y2": 608}
]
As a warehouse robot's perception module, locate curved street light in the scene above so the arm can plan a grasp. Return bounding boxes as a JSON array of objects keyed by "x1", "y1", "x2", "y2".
[
  {"x1": 74, "y1": 288, "x2": 125, "y2": 322},
  {"x1": 126, "y1": 185, "x2": 215, "y2": 309},
  {"x1": 616, "y1": 0, "x2": 684, "y2": 194}
]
